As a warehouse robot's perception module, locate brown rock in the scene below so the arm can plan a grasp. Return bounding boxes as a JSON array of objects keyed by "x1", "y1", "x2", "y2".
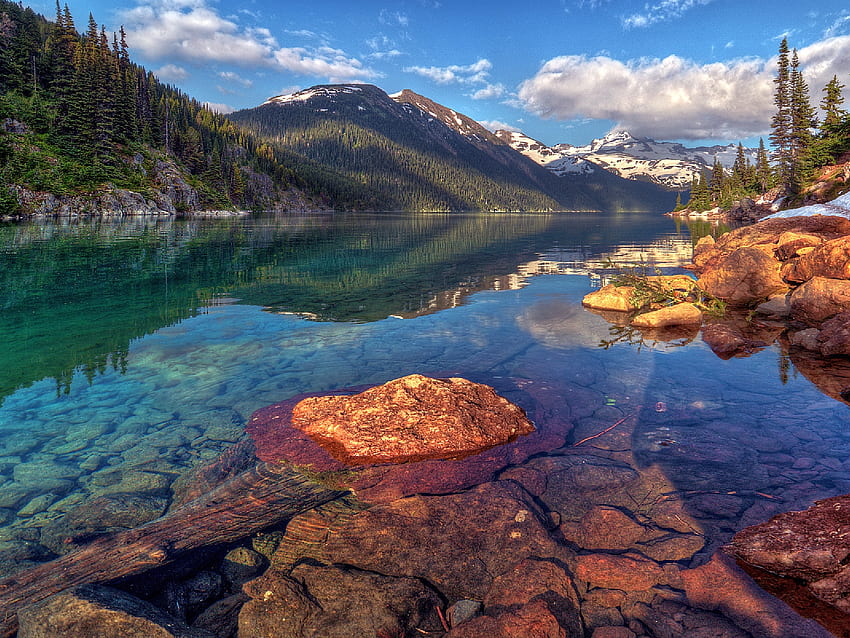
[
  {"x1": 239, "y1": 563, "x2": 440, "y2": 638},
  {"x1": 789, "y1": 328, "x2": 822, "y2": 351},
  {"x1": 728, "y1": 494, "x2": 850, "y2": 582},
  {"x1": 582, "y1": 284, "x2": 640, "y2": 312},
  {"x1": 638, "y1": 533, "x2": 705, "y2": 562},
  {"x1": 786, "y1": 346, "x2": 850, "y2": 405},
  {"x1": 561, "y1": 506, "x2": 645, "y2": 551},
  {"x1": 701, "y1": 323, "x2": 768, "y2": 359},
  {"x1": 691, "y1": 215, "x2": 850, "y2": 273},
  {"x1": 789, "y1": 276, "x2": 850, "y2": 325},
  {"x1": 445, "y1": 599, "x2": 566, "y2": 638},
  {"x1": 818, "y1": 311, "x2": 850, "y2": 355},
  {"x1": 697, "y1": 247, "x2": 787, "y2": 306},
  {"x1": 630, "y1": 302, "x2": 702, "y2": 328},
  {"x1": 320, "y1": 481, "x2": 568, "y2": 602},
  {"x1": 682, "y1": 552, "x2": 833, "y2": 638},
  {"x1": 784, "y1": 235, "x2": 850, "y2": 283},
  {"x1": 483, "y1": 558, "x2": 583, "y2": 636},
  {"x1": 627, "y1": 600, "x2": 750, "y2": 638},
  {"x1": 591, "y1": 628, "x2": 636, "y2": 638},
  {"x1": 17, "y1": 584, "x2": 213, "y2": 638},
  {"x1": 755, "y1": 294, "x2": 791, "y2": 317},
  {"x1": 289, "y1": 374, "x2": 534, "y2": 464},
  {"x1": 774, "y1": 231, "x2": 824, "y2": 261},
  {"x1": 574, "y1": 554, "x2": 666, "y2": 592}
]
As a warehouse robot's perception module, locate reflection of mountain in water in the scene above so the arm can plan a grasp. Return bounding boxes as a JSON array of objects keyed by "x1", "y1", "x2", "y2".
[{"x1": 0, "y1": 211, "x2": 696, "y2": 403}]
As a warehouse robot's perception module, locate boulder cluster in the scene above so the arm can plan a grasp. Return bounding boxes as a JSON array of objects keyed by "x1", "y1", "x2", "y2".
[{"x1": 584, "y1": 215, "x2": 850, "y2": 363}]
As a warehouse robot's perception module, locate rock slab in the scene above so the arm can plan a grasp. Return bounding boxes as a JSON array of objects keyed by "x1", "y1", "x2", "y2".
[{"x1": 290, "y1": 374, "x2": 535, "y2": 464}]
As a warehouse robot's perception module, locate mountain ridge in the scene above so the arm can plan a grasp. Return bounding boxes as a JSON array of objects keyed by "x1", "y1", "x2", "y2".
[
  {"x1": 500, "y1": 128, "x2": 759, "y2": 190},
  {"x1": 230, "y1": 84, "x2": 677, "y2": 212}
]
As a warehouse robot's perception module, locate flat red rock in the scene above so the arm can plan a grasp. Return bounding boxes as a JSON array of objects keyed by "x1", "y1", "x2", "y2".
[{"x1": 290, "y1": 374, "x2": 535, "y2": 465}]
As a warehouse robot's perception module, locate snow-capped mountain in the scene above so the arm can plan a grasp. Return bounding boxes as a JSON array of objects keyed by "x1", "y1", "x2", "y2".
[
  {"x1": 500, "y1": 129, "x2": 758, "y2": 190},
  {"x1": 495, "y1": 131, "x2": 595, "y2": 176}
]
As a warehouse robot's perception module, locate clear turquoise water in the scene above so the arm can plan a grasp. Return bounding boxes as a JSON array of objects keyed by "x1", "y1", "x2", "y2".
[{"x1": 1, "y1": 211, "x2": 847, "y2": 571}]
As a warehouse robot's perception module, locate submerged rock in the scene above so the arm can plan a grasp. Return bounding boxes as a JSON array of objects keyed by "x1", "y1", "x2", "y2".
[
  {"x1": 17, "y1": 584, "x2": 213, "y2": 638},
  {"x1": 289, "y1": 374, "x2": 534, "y2": 465},
  {"x1": 728, "y1": 494, "x2": 850, "y2": 613},
  {"x1": 239, "y1": 563, "x2": 441, "y2": 638}
]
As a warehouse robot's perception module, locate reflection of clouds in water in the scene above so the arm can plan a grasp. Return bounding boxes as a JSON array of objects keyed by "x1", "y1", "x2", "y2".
[{"x1": 516, "y1": 298, "x2": 617, "y2": 349}]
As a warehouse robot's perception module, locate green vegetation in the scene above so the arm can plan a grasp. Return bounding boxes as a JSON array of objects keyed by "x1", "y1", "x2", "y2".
[
  {"x1": 606, "y1": 260, "x2": 726, "y2": 317},
  {"x1": 684, "y1": 37, "x2": 850, "y2": 213},
  {"x1": 0, "y1": 0, "x2": 332, "y2": 213}
]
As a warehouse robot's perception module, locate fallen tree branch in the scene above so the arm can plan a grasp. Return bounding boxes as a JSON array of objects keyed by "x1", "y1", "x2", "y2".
[
  {"x1": 573, "y1": 410, "x2": 639, "y2": 447},
  {"x1": 0, "y1": 462, "x2": 346, "y2": 637}
]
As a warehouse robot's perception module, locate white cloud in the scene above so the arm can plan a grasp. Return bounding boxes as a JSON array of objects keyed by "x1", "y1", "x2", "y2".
[
  {"x1": 470, "y1": 83, "x2": 506, "y2": 100},
  {"x1": 517, "y1": 35, "x2": 850, "y2": 141},
  {"x1": 121, "y1": 0, "x2": 376, "y2": 81},
  {"x1": 622, "y1": 0, "x2": 714, "y2": 29},
  {"x1": 405, "y1": 58, "x2": 492, "y2": 85},
  {"x1": 217, "y1": 71, "x2": 253, "y2": 88},
  {"x1": 479, "y1": 119, "x2": 520, "y2": 132},
  {"x1": 518, "y1": 53, "x2": 773, "y2": 140},
  {"x1": 154, "y1": 63, "x2": 189, "y2": 82},
  {"x1": 824, "y1": 13, "x2": 850, "y2": 38}
]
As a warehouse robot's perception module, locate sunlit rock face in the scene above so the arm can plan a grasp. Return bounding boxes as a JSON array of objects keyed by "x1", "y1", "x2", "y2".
[{"x1": 289, "y1": 374, "x2": 535, "y2": 465}]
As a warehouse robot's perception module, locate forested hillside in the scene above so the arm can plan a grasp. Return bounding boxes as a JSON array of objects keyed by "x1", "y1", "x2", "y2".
[
  {"x1": 230, "y1": 86, "x2": 677, "y2": 212},
  {"x1": 0, "y1": 0, "x2": 333, "y2": 215}
]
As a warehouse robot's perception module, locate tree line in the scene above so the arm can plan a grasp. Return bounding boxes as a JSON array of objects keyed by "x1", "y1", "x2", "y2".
[
  {"x1": 0, "y1": 0, "x2": 351, "y2": 213},
  {"x1": 683, "y1": 37, "x2": 849, "y2": 212}
]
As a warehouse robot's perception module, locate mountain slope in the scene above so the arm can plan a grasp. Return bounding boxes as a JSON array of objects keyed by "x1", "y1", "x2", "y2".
[
  {"x1": 502, "y1": 129, "x2": 759, "y2": 190},
  {"x1": 230, "y1": 85, "x2": 676, "y2": 212}
]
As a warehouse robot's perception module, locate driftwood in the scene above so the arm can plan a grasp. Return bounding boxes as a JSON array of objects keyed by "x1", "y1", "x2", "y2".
[{"x1": 0, "y1": 462, "x2": 346, "y2": 637}]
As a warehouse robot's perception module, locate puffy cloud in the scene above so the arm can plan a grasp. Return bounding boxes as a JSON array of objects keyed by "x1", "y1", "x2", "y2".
[
  {"x1": 405, "y1": 58, "x2": 492, "y2": 85},
  {"x1": 154, "y1": 63, "x2": 189, "y2": 82},
  {"x1": 217, "y1": 71, "x2": 253, "y2": 88},
  {"x1": 122, "y1": 0, "x2": 376, "y2": 81},
  {"x1": 471, "y1": 83, "x2": 506, "y2": 100},
  {"x1": 622, "y1": 0, "x2": 714, "y2": 29},
  {"x1": 797, "y1": 35, "x2": 850, "y2": 97},
  {"x1": 517, "y1": 36, "x2": 850, "y2": 141},
  {"x1": 479, "y1": 119, "x2": 521, "y2": 132}
]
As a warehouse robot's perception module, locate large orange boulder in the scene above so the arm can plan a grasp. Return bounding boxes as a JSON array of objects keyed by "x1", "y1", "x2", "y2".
[
  {"x1": 789, "y1": 276, "x2": 850, "y2": 325},
  {"x1": 696, "y1": 247, "x2": 787, "y2": 306},
  {"x1": 290, "y1": 374, "x2": 534, "y2": 465},
  {"x1": 783, "y1": 235, "x2": 850, "y2": 283}
]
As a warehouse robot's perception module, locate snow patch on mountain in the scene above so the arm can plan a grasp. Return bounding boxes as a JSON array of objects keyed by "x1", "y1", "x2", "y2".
[
  {"x1": 495, "y1": 131, "x2": 594, "y2": 175},
  {"x1": 502, "y1": 129, "x2": 758, "y2": 189},
  {"x1": 265, "y1": 85, "x2": 363, "y2": 105}
]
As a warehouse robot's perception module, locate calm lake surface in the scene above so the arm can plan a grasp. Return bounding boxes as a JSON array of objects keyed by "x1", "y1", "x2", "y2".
[{"x1": 1, "y1": 211, "x2": 849, "y2": 583}]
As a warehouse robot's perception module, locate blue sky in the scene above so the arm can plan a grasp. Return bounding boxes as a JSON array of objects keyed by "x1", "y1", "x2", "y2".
[{"x1": 24, "y1": 0, "x2": 850, "y2": 146}]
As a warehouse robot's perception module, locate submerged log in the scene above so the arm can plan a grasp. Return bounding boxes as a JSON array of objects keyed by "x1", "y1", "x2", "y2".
[{"x1": 0, "y1": 462, "x2": 346, "y2": 637}]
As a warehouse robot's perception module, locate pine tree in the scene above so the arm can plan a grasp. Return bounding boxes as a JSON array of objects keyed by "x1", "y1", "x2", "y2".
[
  {"x1": 788, "y1": 49, "x2": 816, "y2": 191},
  {"x1": 770, "y1": 37, "x2": 792, "y2": 191},
  {"x1": 755, "y1": 138, "x2": 771, "y2": 194},
  {"x1": 821, "y1": 75, "x2": 846, "y2": 130}
]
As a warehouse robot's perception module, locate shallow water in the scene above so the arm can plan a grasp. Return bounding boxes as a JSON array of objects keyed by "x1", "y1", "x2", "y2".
[{"x1": 0, "y1": 211, "x2": 847, "y2": 582}]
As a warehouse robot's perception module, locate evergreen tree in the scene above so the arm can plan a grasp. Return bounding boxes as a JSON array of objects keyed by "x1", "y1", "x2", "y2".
[
  {"x1": 755, "y1": 138, "x2": 771, "y2": 194},
  {"x1": 770, "y1": 37, "x2": 792, "y2": 191},
  {"x1": 821, "y1": 75, "x2": 846, "y2": 130},
  {"x1": 788, "y1": 49, "x2": 816, "y2": 191}
]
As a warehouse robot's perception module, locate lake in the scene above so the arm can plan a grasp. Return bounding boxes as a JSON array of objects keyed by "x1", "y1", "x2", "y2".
[{"x1": 1, "y1": 211, "x2": 848, "y2": 632}]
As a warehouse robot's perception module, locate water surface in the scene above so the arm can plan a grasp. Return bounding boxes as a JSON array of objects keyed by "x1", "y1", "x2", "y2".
[{"x1": 0, "y1": 211, "x2": 846, "y2": 583}]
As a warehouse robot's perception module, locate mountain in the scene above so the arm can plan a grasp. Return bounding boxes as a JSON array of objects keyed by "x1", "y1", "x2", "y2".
[
  {"x1": 500, "y1": 129, "x2": 759, "y2": 190},
  {"x1": 229, "y1": 85, "x2": 676, "y2": 212}
]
